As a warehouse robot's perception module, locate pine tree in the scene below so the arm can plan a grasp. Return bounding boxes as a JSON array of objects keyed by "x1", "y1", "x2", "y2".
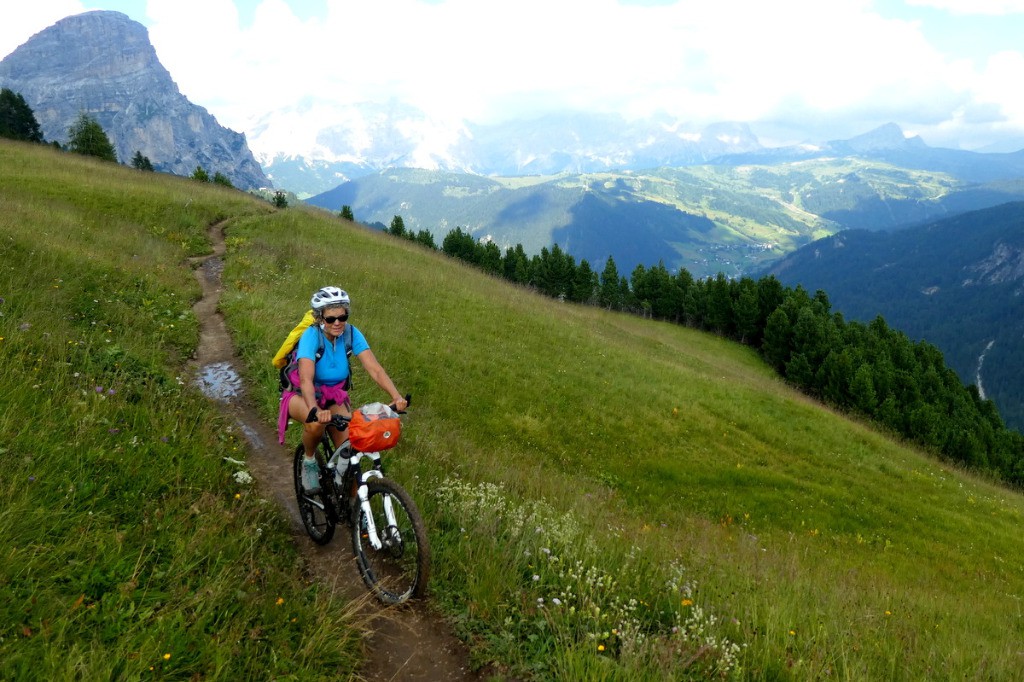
[
  {"x1": 674, "y1": 268, "x2": 695, "y2": 322},
  {"x1": 734, "y1": 278, "x2": 761, "y2": 344},
  {"x1": 414, "y1": 229, "x2": 436, "y2": 249},
  {"x1": 0, "y1": 88, "x2": 43, "y2": 143},
  {"x1": 598, "y1": 256, "x2": 621, "y2": 310},
  {"x1": 817, "y1": 349, "x2": 853, "y2": 407},
  {"x1": 570, "y1": 259, "x2": 597, "y2": 304},
  {"x1": 706, "y1": 273, "x2": 734, "y2": 335},
  {"x1": 67, "y1": 113, "x2": 117, "y2": 162},
  {"x1": 389, "y1": 215, "x2": 407, "y2": 238},
  {"x1": 131, "y1": 151, "x2": 154, "y2": 171},
  {"x1": 442, "y1": 227, "x2": 477, "y2": 262},
  {"x1": 547, "y1": 244, "x2": 576, "y2": 299},
  {"x1": 618, "y1": 276, "x2": 633, "y2": 312},
  {"x1": 479, "y1": 241, "x2": 502, "y2": 275},
  {"x1": 635, "y1": 261, "x2": 677, "y2": 320},
  {"x1": 629, "y1": 264, "x2": 650, "y2": 316},
  {"x1": 756, "y1": 275, "x2": 786, "y2": 327},
  {"x1": 850, "y1": 363, "x2": 878, "y2": 414},
  {"x1": 503, "y1": 245, "x2": 531, "y2": 285},
  {"x1": 761, "y1": 308, "x2": 792, "y2": 372}
]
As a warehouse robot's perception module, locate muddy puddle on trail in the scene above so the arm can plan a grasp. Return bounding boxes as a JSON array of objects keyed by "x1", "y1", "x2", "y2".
[
  {"x1": 196, "y1": 360, "x2": 243, "y2": 401},
  {"x1": 188, "y1": 223, "x2": 485, "y2": 682}
]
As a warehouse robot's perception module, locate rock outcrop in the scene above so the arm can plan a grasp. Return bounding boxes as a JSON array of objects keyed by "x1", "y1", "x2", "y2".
[{"x1": 0, "y1": 10, "x2": 269, "y2": 190}]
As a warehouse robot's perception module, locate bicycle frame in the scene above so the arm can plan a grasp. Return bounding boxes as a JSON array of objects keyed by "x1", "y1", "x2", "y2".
[{"x1": 323, "y1": 440, "x2": 399, "y2": 552}]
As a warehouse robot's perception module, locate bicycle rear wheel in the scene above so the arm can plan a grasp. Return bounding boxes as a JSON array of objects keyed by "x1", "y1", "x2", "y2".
[
  {"x1": 352, "y1": 478, "x2": 430, "y2": 604},
  {"x1": 293, "y1": 442, "x2": 336, "y2": 545}
]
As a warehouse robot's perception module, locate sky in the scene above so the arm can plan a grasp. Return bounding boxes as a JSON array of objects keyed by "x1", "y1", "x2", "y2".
[{"x1": 3, "y1": 0, "x2": 1024, "y2": 153}]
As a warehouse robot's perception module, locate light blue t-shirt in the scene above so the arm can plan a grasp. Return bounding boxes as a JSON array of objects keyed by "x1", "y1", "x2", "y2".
[{"x1": 296, "y1": 324, "x2": 369, "y2": 386}]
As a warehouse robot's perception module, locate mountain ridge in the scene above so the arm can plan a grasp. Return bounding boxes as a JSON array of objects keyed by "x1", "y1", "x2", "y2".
[
  {"x1": 306, "y1": 159, "x2": 1024, "y2": 280},
  {"x1": 258, "y1": 108, "x2": 768, "y2": 197},
  {"x1": 261, "y1": 106, "x2": 1024, "y2": 198}
]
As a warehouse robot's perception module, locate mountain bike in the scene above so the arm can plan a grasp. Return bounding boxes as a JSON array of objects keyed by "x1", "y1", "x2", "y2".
[{"x1": 292, "y1": 396, "x2": 429, "y2": 604}]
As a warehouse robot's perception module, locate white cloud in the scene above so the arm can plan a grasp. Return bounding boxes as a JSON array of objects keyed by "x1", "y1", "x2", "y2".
[
  {"x1": 5, "y1": 0, "x2": 1024, "y2": 152},
  {"x1": 972, "y1": 50, "x2": 1024, "y2": 135},
  {"x1": 150, "y1": 0, "x2": 959, "y2": 128}
]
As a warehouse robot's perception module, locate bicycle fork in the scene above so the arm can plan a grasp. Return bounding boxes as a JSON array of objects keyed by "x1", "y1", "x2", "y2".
[{"x1": 356, "y1": 471, "x2": 401, "y2": 551}]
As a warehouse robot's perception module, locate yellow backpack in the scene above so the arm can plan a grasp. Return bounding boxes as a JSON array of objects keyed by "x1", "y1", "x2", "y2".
[
  {"x1": 273, "y1": 310, "x2": 353, "y2": 392},
  {"x1": 272, "y1": 309, "x2": 317, "y2": 369}
]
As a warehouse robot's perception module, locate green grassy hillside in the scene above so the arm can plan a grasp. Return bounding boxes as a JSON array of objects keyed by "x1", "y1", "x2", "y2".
[
  {"x1": 4, "y1": 140, "x2": 1024, "y2": 680},
  {"x1": 0, "y1": 142, "x2": 363, "y2": 679}
]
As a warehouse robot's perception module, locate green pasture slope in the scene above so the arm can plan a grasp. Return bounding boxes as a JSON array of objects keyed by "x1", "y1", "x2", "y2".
[
  {"x1": 3, "y1": 140, "x2": 1024, "y2": 680},
  {"x1": 0, "y1": 142, "x2": 363, "y2": 680}
]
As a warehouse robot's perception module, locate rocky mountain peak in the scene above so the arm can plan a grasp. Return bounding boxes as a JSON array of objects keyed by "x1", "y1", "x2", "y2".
[
  {"x1": 6, "y1": 11, "x2": 152, "y2": 82},
  {"x1": 839, "y1": 122, "x2": 926, "y2": 153},
  {"x1": 0, "y1": 11, "x2": 268, "y2": 190}
]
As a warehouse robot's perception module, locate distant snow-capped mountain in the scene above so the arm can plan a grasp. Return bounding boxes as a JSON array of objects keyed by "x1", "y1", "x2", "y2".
[
  {"x1": 250, "y1": 103, "x2": 764, "y2": 197},
  {"x1": 248, "y1": 99, "x2": 471, "y2": 169},
  {"x1": 251, "y1": 93, "x2": 1024, "y2": 199}
]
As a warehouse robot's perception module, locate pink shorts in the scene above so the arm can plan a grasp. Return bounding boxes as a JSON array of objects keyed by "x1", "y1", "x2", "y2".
[{"x1": 277, "y1": 383, "x2": 349, "y2": 444}]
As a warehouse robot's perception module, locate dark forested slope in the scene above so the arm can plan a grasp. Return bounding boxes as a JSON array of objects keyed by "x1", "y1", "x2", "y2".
[{"x1": 766, "y1": 201, "x2": 1024, "y2": 430}]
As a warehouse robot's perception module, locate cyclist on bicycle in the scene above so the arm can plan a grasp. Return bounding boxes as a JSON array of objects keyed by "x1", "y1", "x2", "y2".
[{"x1": 287, "y1": 286, "x2": 407, "y2": 491}]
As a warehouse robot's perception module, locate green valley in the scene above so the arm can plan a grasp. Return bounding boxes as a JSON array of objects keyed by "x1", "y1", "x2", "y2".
[{"x1": 307, "y1": 158, "x2": 1024, "y2": 280}]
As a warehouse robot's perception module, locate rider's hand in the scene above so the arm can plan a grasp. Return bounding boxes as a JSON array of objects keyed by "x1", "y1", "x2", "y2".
[
  {"x1": 393, "y1": 395, "x2": 408, "y2": 411},
  {"x1": 316, "y1": 408, "x2": 332, "y2": 423}
]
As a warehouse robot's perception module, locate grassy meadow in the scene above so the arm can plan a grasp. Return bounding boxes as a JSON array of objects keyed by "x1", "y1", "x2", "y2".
[
  {"x1": 3, "y1": 139, "x2": 1024, "y2": 680},
  {"x1": 0, "y1": 142, "x2": 364, "y2": 680}
]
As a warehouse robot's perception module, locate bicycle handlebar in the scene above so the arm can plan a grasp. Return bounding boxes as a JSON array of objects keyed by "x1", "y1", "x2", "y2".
[{"x1": 305, "y1": 394, "x2": 412, "y2": 424}]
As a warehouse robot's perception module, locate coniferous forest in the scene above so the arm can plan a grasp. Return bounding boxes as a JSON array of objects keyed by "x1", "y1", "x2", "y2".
[
  {"x1": 380, "y1": 220, "x2": 1024, "y2": 487},
  {"x1": 763, "y1": 202, "x2": 1024, "y2": 434}
]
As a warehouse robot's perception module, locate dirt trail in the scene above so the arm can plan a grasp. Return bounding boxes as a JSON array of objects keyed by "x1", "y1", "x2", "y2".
[{"x1": 187, "y1": 222, "x2": 482, "y2": 681}]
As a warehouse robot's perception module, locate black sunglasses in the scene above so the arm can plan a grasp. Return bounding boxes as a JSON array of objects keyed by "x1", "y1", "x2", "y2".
[{"x1": 323, "y1": 313, "x2": 349, "y2": 324}]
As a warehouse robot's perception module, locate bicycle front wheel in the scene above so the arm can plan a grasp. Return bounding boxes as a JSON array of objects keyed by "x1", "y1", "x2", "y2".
[
  {"x1": 352, "y1": 478, "x2": 430, "y2": 604},
  {"x1": 293, "y1": 442, "x2": 336, "y2": 545}
]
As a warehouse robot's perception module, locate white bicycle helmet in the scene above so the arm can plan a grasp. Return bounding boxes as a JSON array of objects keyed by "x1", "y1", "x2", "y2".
[{"x1": 310, "y1": 286, "x2": 350, "y2": 311}]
